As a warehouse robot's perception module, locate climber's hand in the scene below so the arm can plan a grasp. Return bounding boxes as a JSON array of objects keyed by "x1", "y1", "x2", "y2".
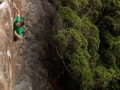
[
  {"x1": 13, "y1": 5, "x2": 16, "y2": 8},
  {"x1": 18, "y1": 36, "x2": 22, "y2": 40},
  {"x1": 13, "y1": 5, "x2": 20, "y2": 16},
  {"x1": 14, "y1": 30, "x2": 22, "y2": 40}
]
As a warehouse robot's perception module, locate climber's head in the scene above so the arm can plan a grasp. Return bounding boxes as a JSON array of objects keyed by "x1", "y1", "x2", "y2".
[{"x1": 16, "y1": 21, "x2": 24, "y2": 27}]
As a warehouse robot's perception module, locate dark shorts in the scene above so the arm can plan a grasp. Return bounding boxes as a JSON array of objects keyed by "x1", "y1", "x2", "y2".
[{"x1": 14, "y1": 36, "x2": 19, "y2": 42}]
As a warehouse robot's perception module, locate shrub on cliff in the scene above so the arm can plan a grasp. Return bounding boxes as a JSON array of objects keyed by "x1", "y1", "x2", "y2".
[{"x1": 48, "y1": 0, "x2": 120, "y2": 89}]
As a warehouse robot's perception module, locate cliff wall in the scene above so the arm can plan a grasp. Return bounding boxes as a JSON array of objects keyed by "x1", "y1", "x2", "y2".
[{"x1": 0, "y1": 0, "x2": 55, "y2": 90}]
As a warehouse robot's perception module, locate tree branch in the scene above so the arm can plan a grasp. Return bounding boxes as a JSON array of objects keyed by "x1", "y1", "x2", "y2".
[
  {"x1": 80, "y1": 1, "x2": 97, "y2": 22},
  {"x1": 55, "y1": 46, "x2": 70, "y2": 72}
]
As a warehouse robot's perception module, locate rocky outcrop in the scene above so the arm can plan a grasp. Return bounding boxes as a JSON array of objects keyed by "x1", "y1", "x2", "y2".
[
  {"x1": 0, "y1": 0, "x2": 15, "y2": 90},
  {"x1": 0, "y1": 0, "x2": 56, "y2": 90}
]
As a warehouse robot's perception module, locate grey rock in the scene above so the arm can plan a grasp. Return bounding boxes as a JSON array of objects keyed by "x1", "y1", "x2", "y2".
[{"x1": 0, "y1": 0, "x2": 56, "y2": 90}]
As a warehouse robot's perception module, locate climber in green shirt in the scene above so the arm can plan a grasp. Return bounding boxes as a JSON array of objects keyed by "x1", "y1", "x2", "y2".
[{"x1": 13, "y1": 5, "x2": 24, "y2": 48}]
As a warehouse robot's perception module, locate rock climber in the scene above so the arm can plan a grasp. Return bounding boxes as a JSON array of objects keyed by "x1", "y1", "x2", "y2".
[{"x1": 13, "y1": 5, "x2": 24, "y2": 48}]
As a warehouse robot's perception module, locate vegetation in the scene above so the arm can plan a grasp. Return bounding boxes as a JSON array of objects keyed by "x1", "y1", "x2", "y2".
[{"x1": 47, "y1": 0, "x2": 120, "y2": 89}]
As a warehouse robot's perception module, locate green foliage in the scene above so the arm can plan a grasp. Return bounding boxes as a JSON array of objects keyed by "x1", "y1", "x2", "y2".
[
  {"x1": 60, "y1": 0, "x2": 88, "y2": 10},
  {"x1": 99, "y1": 30, "x2": 120, "y2": 71},
  {"x1": 56, "y1": 4, "x2": 100, "y2": 89},
  {"x1": 88, "y1": 10, "x2": 99, "y2": 23},
  {"x1": 57, "y1": 7, "x2": 81, "y2": 29},
  {"x1": 109, "y1": 78, "x2": 120, "y2": 90},
  {"x1": 94, "y1": 66, "x2": 115, "y2": 88},
  {"x1": 81, "y1": 19, "x2": 100, "y2": 68},
  {"x1": 99, "y1": 0, "x2": 120, "y2": 33},
  {"x1": 49, "y1": 0, "x2": 120, "y2": 89},
  {"x1": 56, "y1": 28, "x2": 93, "y2": 89}
]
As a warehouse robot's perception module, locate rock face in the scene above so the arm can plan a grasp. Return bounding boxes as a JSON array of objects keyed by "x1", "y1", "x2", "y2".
[
  {"x1": 0, "y1": 0, "x2": 15, "y2": 90},
  {"x1": 0, "y1": 0, "x2": 55, "y2": 90}
]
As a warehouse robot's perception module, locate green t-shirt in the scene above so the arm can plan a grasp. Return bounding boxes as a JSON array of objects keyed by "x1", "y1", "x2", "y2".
[{"x1": 14, "y1": 16, "x2": 23, "y2": 36}]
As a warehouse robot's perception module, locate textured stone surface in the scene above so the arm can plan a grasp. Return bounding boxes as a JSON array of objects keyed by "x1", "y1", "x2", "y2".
[
  {"x1": 0, "y1": 0, "x2": 55, "y2": 90},
  {"x1": 0, "y1": 0, "x2": 14, "y2": 90},
  {"x1": 13, "y1": 0, "x2": 55, "y2": 90}
]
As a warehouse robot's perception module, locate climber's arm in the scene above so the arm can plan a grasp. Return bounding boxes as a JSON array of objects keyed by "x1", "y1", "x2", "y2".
[
  {"x1": 13, "y1": 6, "x2": 20, "y2": 16},
  {"x1": 14, "y1": 30, "x2": 22, "y2": 39}
]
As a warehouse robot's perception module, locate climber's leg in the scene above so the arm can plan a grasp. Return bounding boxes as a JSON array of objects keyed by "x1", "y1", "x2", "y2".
[
  {"x1": 13, "y1": 41, "x2": 16, "y2": 49},
  {"x1": 14, "y1": 36, "x2": 19, "y2": 42},
  {"x1": 13, "y1": 36, "x2": 19, "y2": 51}
]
